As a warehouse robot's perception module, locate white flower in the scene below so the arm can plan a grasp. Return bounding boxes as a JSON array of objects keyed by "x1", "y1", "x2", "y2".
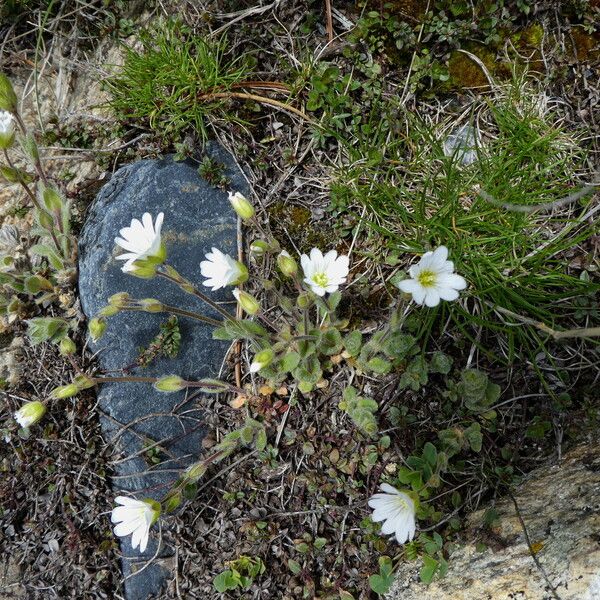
[
  {"x1": 397, "y1": 246, "x2": 466, "y2": 307},
  {"x1": 114, "y1": 212, "x2": 165, "y2": 273},
  {"x1": 111, "y1": 496, "x2": 160, "y2": 553},
  {"x1": 14, "y1": 401, "x2": 46, "y2": 428},
  {"x1": 200, "y1": 247, "x2": 247, "y2": 290},
  {"x1": 0, "y1": 110, "x2": 15, "y2": 149},
  {"x1": 300, "y1": 248, "x2": 349, "y2": 297},
  {"x1": 368, "y1": 483, "x2": 416, "y2": 544}
]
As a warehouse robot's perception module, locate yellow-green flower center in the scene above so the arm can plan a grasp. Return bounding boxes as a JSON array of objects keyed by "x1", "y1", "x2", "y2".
[
  {"x1": 312, "y1": 272, "x2": 329, "y2": 287},
  {"x1": 417, "y1": 269, "x2": 437, "y2": 288}
]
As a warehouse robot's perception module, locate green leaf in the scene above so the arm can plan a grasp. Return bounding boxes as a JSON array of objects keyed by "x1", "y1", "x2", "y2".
[
  {"x1": 30, "y1": 243, "x2": 64, "y2": 270},
  {"x1": 327, "y1": 290, "x2": 342, "y2": 312},
  {"x1": 320, "y1": 328, "x2": 343, "y2": 355},
  {"x1": 26, "y1": 317, "x2": 68, "y2": 345},
  {"x1": 384, "y1": 332, "x2": 416, "y2": 359},
  {"x1": 224, "y1": 319, "x2": 269, "y2": 340},
  {"x1": 464, "y1": 422, "x2": 483, "y2": 452},
  {"x1": 419, "y1": 555, "x2": 440, "y2": 584},
  {"x1": 343, "y1": 330, "x2": 363, "y2": 357},
  {"x1": 438, "y1": 427, "x2": 463, "y2": 456},
  {"x1": 293, "y1": 355, "x2": 322, "y2": 384},
  {"x1": 369, "y1": 557, "x2": 394, "y2": 594},
  {"x1": 255, "y1": 427, "x2": 267, "y2": 451},
  {"x1": 429, "y1": 351, "x2": 453, "y2": 374},
  {"x1": 213, "y1": 570, "x2": 238, "y2": 593},
  {"x1": 288, "y1": 559, "x2": 302, "y2": 575},
  {"x1": 367, "y1": 356, "x2": 392, "y2": 374},
  {"x1": 423, "y1": 442, "x2": 438, "y2": 467},
  {"x1": 280, "y1": 351, "x2": 301, "y2": 372}
]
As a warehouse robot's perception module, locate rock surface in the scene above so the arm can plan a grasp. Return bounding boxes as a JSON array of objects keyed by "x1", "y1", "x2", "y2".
[
  {"x1": 79, "y1": 147, "x2": 246, "y2": 599},
  {"x1": 387, "y1": 443, "x2": 600, "y2": 600}
]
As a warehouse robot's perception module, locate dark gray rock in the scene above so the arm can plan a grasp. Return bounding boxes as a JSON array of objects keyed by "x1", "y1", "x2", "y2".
[{"x1": 79, "y1": 145, "x2": 246, "y2": 599}]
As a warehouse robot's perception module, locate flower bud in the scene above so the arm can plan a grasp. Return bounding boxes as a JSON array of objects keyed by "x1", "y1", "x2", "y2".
[
  {"x1": 0, "y1": 73, "x2": 18, "y2": 113},
  {"x1": 163, "y1": 492, "x2": 182, "y2": 513},
  {"x1": 228, "y1": 191, "x2": 255, "y2": 220},
  {"x1": 277, "y1": 250, "x2": 298, "y2": 277},
  {"x1": 139, "y1": 298, "x2": 163, "y2": 313},
  {"x1": 185, "y1": 461, "x2": 207, "y2": 481},
  {"x1": 126, "y1": 260, "x2": 159, "y2": 279},
  {"x1": 73, "y1": 374, "x2": 95, "y2": 390},
  {"x1": 154, "y1": 375, "x2": 186, "y2": 393},
  {"x1": 108, "y1": 292, "x2": 131, "y2": 308},
  {"x1": 14, "y1": 401, "x2": 46, "y2": 428},
  {"x1": 249, "y1": 348, "x2": 274, "y2": 373},
  {"x1": 51, "y1": 383, "x2": 79, "y2": 399},
  {"x1": 250, "y1": 240, "x2": 269, "y2": 256},
  {"x1": 88, "y1": 317, "x2": 106, "y2": 341},
  {"x1": 59, "y1": 337, "x2": 76, "y2": 356},
  {"x1": 0, "y1": 111, "x2": 15, "y2": 150},
  {"x1": 98, "y1": 305, "x2": 120, "y2": 317},
  {"x1": 232, "y1": 289, "x2": 260, "y2": 315},
  {"x1": 296, "y1": 292, "x2": 312, "y2": 309}
]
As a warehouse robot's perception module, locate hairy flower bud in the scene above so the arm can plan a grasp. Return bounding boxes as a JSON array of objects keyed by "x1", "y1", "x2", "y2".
[
  {"x1": 14, "y1": 401, "x2": 46, "y2": 428},
  {"x1": 59, "y1": 337, "x2": 76, "y2": 356},
  {"x1": 108, "y1": 292, "x2": 131, "y2": 308},
  {"x1": 232, "y1": 289, "x2": 260, "y2": 315},
  {"x1": 154, "y1": 375, "x2": 186, "y2": 393},
  {"x1": 296, "y1": 292, "x2": 312, "y2": 309},
  {"x1": 88, "y1": 317, "x2": 107, "y2": 341},
  {"x1": 98, "y1": 305, "x2": 120, "y2": 317},
  {"x1": 228, "y1": 191, "x2": 255, "y2": 221},
  {"x1": 250, "y1": 240, "x2": 269, "y2": 256},
  {"x1": 185, "y1": 461, "x2": 207, "y2": 481},
  {"x1": 250, "y1": 348, "x2": 274, "y2": 373},
  {"x1": 51, "y1": 383, "x2": 79, "y2": 399},
  {"x1": 277, "y1": 250, "x2": 298, "y2": 277},
  {"x1": 139, "y1": 298, "x2": 164, "y2": 313}
]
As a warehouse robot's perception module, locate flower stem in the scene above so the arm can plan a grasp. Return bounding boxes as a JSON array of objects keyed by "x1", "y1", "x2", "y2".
[{"x1": 157, "y1": 266, "x2": 234, "y2": 321}]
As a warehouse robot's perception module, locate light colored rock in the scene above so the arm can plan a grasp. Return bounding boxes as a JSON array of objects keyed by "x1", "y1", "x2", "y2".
[
  {"x1": 387, "y1": 443, "x2": 600, "y2": 600},
  {"x1": 0, "y1": 36, "x2": 124, "y2": 219}
]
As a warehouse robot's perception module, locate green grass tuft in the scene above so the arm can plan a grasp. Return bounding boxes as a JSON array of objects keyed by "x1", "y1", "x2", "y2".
[
  {"x1": 328, "y1": 76, "x2": 599, "y2": 363},
  {"x1": 104, "y1": 19, "x2": 252, "y2": 143}
]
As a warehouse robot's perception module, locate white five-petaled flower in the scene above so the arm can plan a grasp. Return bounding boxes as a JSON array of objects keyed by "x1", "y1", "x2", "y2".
[
  {"x1": 200, "y1": 247, "x2": 247, "y2": 290},
  {"x1": 300, "y1": 248, "x2": 349, "y2": 297},
  {"x1": 114, "y1": 212, "x2": 165, "y2": 273},
  {"x1": 111, "y1": 496, "x2": 161, "y2": 553},
  {"x1": 368, "y1": 483, "x2": 417, "y2": 545},
  {"x1": 397, "y1": 246, "x2": 466, "y2": 307}
]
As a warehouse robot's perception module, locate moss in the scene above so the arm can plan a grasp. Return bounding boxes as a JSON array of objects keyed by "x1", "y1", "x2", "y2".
[
  {"x1": 268, "y1": 202, "x2": 331, "y2": 251},
  {"x1": 511, "y1": 23, "x2": 546, "y2": 72},
  {"x1": 568, "y1": 26, "x2": 600, "y2": 63},
  {"x1": 446, "y1": 45, "x2": 497, "y2": 91},
  {"x1": 367, "y1": 0, "x2": 429, "y2": 21}
]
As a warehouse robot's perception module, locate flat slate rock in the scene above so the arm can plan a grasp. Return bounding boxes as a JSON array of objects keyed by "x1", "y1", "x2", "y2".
[{"x1": 78, "y1": 145, "x2": 246, "y2": 599}]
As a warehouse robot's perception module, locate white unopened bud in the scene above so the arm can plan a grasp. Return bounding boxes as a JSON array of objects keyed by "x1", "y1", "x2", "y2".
[
  {"x1": 233, "y1": 289, "x2": 260, "y2": 315},
  {"x1": 250, "y1": 348, "x2": 274, "y2": 373},
  {"x1": 228, "y1": 191, "x2": 255, "y2": 220},
  {"x1": 14, "y1": 401, "x2": 46, "y2": 428}
]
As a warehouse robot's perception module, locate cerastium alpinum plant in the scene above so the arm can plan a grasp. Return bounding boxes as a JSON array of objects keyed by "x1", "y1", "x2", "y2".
[
  {"x1": 18, "y1": 185, "x2": 468, "y2": 553},
  {"x1": 1, "y1": 72, "x2": 79, "y2": 424}
]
